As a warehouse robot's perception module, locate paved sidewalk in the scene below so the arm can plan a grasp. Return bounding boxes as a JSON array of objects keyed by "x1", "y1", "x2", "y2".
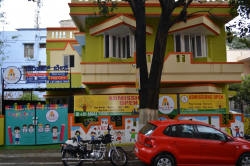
[{"x1": 0, "y1": 145, "x2": 137, "y2": 161}]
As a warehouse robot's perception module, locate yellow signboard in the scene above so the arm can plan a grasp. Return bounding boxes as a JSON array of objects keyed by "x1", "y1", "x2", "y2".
[
  {"x1": 74, "y1": 94, "x2": 177, "y2": 116},
  {"x1": 180, "y1": 94, "x2": 226, "y2": 114},
  {"x1": 135, "y1": 68, "x2": 140, "y2": 91}
]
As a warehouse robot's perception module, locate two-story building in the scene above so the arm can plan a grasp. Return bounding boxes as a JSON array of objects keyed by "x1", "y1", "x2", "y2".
[{"x1": 46, "y1": 0, "x2": 245, "y2": 142}]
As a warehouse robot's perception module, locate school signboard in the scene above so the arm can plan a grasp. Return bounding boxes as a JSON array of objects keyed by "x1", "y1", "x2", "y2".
[
  {"x1": 180, "y1": 94, "x2": 226, "y2": 114},
  {"x1": 74, "y1": 94, "x2": 178, "y2": 117}
]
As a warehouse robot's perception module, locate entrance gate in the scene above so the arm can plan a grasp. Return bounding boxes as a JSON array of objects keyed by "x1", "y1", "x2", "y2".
[{"x1": 5, "y1": 104, "x2": 68, "y2": 145}]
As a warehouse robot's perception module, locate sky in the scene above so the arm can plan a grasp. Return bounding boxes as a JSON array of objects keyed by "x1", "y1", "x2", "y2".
[{"x1": 1, "y1": 0, "x2": 71, "y2": 31}]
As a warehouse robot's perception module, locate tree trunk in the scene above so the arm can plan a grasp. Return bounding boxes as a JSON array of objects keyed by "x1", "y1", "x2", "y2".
[{"x1": 138, "y1": 108, "x2": 158, "y2": 130}]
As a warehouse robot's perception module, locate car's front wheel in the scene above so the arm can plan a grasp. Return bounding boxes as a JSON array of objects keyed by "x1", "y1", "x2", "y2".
[
  {"x1": 154, "y1": 154, "x2": 175, "y2": 166},
  {"x1": 238, "y1": 153, "x2": 250, "y2": 166}
]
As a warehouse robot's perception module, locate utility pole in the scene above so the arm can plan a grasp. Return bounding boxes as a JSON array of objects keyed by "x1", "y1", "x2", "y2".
[
  {"x1": 28, "y1": 0, "x2": 43, "y2": 89},
  {"x1": 28, "y1": 0, "x2": 43, "y2": 29}
]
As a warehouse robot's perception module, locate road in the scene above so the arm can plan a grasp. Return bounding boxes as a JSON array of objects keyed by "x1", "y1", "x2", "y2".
[{"x1": 0, "y1": 157, "x2": 145, "y2": 166}]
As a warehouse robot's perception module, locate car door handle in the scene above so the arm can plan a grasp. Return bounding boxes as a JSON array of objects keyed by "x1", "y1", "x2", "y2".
[
  {"x1": 172, "y1": 141, "x2": 178, "y2": 145},
  {"x1": 201, "y1": 143, "x2": 207, "y2": 147}
]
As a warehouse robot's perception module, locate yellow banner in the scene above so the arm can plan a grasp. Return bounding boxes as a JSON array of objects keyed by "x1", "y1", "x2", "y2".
[
  {"x1": 74, "y1": 95, "x2": 139, "y2": 113},
  {"x1": 180, "y1": 94, "x2": 226, "y2": 114},
  {"x1": 74, "y1": 94, "x2": 178, "y2": 116}
]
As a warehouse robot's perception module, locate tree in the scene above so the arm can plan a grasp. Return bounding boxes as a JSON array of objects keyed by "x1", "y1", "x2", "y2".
[
  {"x1": 18, "y1": 92, "x2": 40, "y2": 101},
  {"x1": 227, "y1": 0, "x2": 250, "y2": 37},
  {"x1": 75, "y1": 96, "x2": 94, "y2": 112},
  {"x1": 226, "y1": 31, "x2": 250, "y2": 49},
  {"x1": 0, "y1": 0, "x2": 20, "y2": 66},
  {"x1": 228, "y1": 75, "x2": 250, "y2": 110},
  {"x1": 86, "y1": 0, "x2": 193, "y2": 129}
]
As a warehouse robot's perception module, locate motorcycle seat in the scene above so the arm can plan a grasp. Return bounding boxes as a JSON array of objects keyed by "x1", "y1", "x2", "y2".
[{"x1": 80, "y1": 140, "x2": 91, "y2": 143}]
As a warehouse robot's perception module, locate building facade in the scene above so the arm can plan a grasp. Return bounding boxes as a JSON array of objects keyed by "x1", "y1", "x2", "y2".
[
  {"x1": 46, "y1": 0, "x2": 245, "y2": 142},
  {"x1": 0, "y1": 28, "x2": 47, "y2": 99}
]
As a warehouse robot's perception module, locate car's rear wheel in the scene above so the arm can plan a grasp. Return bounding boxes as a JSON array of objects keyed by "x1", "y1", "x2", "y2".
[
  {"x1": 154, "y1": 154, "x2": 175, "y2": 166},
  {"x1": 238, "y1": 153, "x2": 250, "y2": 166}
]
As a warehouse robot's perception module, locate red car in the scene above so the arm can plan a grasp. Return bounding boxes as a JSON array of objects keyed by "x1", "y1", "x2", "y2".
[{"x1": 134, "y1": 119, "x2": 250, "y2": 166}]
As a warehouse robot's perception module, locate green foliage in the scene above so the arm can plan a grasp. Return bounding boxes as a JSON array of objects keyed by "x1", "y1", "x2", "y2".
[
  {"x1": 227, "y1": 0, "x2": 250, "y2": 37},
  {"x1": 19, "y1": 92, "x2": 41, "y2": 101},
  {"x1": 0, "y1": 0, "x2": 21, "y2": 66},
  {"x1": 229, "y1": 75, "x2": 250, "y2": 108},
  {"x1": 226, "y1": 31, "x2": 250, "y2": 49},
  {"x1": 85, "y1": 0, "x2": 119, "y2": 26}
]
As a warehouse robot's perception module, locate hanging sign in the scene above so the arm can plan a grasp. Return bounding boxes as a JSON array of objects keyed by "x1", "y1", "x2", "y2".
[
  {"x1": 3, "y1": 66, "x2": 21, "y2": 84},
  {"x1": 180, "y1": 94, "x2": 226, "y2": 114},
  {"x1": 74, "y1": 94, "x2": 177, "y2": 117},
  {"x1": 135, "y1": 68, "x2": 140, "y2": 91}
]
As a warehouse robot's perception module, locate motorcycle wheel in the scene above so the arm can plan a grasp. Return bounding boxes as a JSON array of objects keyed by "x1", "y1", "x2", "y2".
[
  {"x1": 62, "y1": 151, "x2": 83, "y2": 166},
  {"x1": 110, "y1": 148, "x2": 127, "y2": 166}
]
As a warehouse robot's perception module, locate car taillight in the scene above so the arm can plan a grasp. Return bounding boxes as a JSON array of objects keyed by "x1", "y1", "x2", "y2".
[
  {"x1": 144, "y1": 137, "x2": 155, "y2": 147},
  {"x1": 60, "y1": 144, "x2": 64, "y2": 147}
]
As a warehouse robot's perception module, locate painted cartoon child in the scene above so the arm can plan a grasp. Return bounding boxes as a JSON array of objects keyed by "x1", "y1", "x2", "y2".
[
  {"x1": 90, "y1": 132, "x2": 97, "y2": 140},
  {"x1": 44, "y1": 124, "x2": 50, "y2": 133},
  {"x1": 129, "y1": 129, "x2": 137, "y2": 142},
  {"x1": 12, "y1": 126, "x2": 21, "y2": 144},
  {"x1": 115, "y1": 131, "x2": 125, "y2": 143},
  {"x1": 75, "y1": 130, "x2": 83, "y2": 142},
  {"x1": 38, "y1": 124, "x2": 44, "y2": 133},
  {"x1": 22, "y1": 124, "x2": 28, "y2": 134},
  {"x1": 28, "y1": 124, "x2": 34, "y2": 133},
  {"x1": 233, "y1": 126, "x2": 241, "y2": 137},
  {"x1": 52, "y1": 126, "x2": 60, "y2": 142}
]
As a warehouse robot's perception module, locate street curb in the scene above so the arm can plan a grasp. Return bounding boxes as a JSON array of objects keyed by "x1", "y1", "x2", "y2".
[{"x1": 0, "y1": 151, "x2": 138, "y2": 161}]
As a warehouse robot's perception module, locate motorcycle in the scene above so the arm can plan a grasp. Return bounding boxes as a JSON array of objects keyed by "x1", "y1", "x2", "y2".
[{"x1": 60, "y1": 125, "x2": 127, "y2": 166}]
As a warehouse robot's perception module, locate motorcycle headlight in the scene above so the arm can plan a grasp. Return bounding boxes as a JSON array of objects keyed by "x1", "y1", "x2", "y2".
[{"x1": 111, "y1": 135, "x2": 114, "y2": 141}]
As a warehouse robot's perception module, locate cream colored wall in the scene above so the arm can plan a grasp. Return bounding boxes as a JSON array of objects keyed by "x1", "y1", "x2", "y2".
[
  {"x1": 161, "y1": 85, "x2": 222, "y2": 94},
  {"x1": 90, "y1": 87, "x2": 138, "y2": 94},
  {"x1": 243, "y1": 61, "x2": 250, "y2": 75},
  {"x1": 50, "y1": 43, "x2": 81, "y2": 73},
  {"x1": 47, "y1": 30, "x2": 78, "y2": 40},
  {"x1": 89, "y1": 15, "x2": 153, "y2": 35},
  {"x1": 81, "y1": 53, "x2": 244, "y2": 83},
  {"x1": 169, "y1": 16, "x2": 220, "y2": 35},
  {"x1": 227, "y1": 50, "x2": 250, "y2": 62}
]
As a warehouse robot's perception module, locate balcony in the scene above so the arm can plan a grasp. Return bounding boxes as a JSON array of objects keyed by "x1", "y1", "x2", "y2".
[{"x1": 80, "y1": 53, "x2": 244, "y2": 85}]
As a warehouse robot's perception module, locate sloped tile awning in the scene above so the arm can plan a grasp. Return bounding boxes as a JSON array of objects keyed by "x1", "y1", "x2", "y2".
[
  {"x1": 169, "y1": 15, "x2": 220, "y2": 35},
  {"x1": 89, "y1": 14, "x2": 153, "y2": 36}
]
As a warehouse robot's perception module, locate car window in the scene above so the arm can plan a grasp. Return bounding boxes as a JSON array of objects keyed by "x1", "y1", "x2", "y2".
[
  {"x1": 163, "y1": 126, "x2": 170, "y2": 135},
  {"x1": 169, "y1": 124, "x2": 195, "y2": 138},
  {"x1": 140, "y1": 123, "x2": 157, "y2": 136},
  {"x1": 196, "y1": 125, "x2": 225, "y2": 141}
]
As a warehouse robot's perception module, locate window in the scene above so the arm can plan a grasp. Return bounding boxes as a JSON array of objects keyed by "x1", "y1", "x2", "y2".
[
  {"x1": 196, "y1": 125, "x2": 226, "y2": 141},
  {"x1": 175, "y1": 33, "x2": 207, "y2": 58},
  {"x1": 139, "y1": 123, "x2": 157, "y2": 136},
  {"x1": 63, "y1": 55, "x2": 74, "y2": 67},
  {"x1": 39, "y1": 43, "x2": 46, "y2": 48},
  {"x1": 169, "y1": 124, "x2": 195, "y2": 138},
  {"x1": 104, "y1": 33, "x2": 135, "y2": 59},
  {"x1": 22, "y1": 66, "x2": 33, "y2": 80},
  {"x1": 63, "y1": 32, "x2": 66, "y2": 38},
  {"x1": 24, "y1": 44, "x2": 34, "y2": 58}
]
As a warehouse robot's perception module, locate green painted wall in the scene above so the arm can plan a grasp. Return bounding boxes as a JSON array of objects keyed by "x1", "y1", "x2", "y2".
[{"x1": 46, "y1": 42, "x2": 67, "y2": 50}]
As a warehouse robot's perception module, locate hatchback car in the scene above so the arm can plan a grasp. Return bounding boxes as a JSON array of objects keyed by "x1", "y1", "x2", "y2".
[{"x1": 134, "y1": 119, "x2": 250, "y2": 166}]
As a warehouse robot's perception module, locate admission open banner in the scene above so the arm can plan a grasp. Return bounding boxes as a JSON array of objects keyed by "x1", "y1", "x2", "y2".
[
  {"x1": 74, "y1": 94, "x2": 177, "y2": 116},
  {"x1": 180, "y1": 94, "x2": 226, "y2": 114}
]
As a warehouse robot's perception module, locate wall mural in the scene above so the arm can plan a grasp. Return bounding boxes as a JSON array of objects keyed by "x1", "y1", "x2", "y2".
[{"x1": 68, "y1": 113, "x2": 244, "y2": 143}]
